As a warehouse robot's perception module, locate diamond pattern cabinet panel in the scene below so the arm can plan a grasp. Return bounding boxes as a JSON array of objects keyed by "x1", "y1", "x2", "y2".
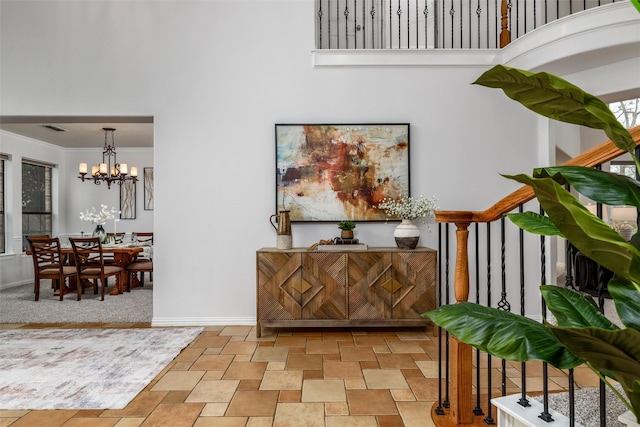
[
  {"x1": 257, "y1": 251, "x2": 301, "y2": 321},
  {"x1": 299, "y1": 252, "x2": 347, "y2": 320},
  {"x1": 347, "y1": 250, "x2": 436, "y2": 320},
  {"x1": 256, "y1": 248, "x2": 436, "y2": 337},
  {"x1": 347, "y1": 252, "x2": 392, "y2": 320}
]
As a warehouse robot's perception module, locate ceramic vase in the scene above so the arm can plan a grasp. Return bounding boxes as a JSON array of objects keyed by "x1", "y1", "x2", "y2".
[
  {"x1": 394, "y1": 219, "x2": 420, "y2": 249},
  {"x1": 92, "y1": 224, "x2": 106, "y2": 243}
]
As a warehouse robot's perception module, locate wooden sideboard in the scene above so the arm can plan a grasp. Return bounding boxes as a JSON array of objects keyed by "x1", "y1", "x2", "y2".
[{"x1": 256, "y1": 247, "x2": 437, "y2": 337}]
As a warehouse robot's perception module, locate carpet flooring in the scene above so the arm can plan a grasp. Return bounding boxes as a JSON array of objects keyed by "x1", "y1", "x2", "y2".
[
  {"x1": 0, "y1": 327, "x2": 202, "y2": 410},
  {"x1": 0, "y1": 282, "x2": 152, "y2": 324},
  {"x1": 533, "y1": 384, "x2": 627, "y2": 427}
]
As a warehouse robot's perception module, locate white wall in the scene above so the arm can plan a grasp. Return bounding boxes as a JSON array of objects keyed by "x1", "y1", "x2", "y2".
[{"x1": 1, "y1": 0, "x2": 637, "y2": 324}]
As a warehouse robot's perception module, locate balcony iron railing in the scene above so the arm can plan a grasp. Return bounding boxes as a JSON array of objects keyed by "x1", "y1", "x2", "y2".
[{"x1": 315, "y1": 0, "x2": 620, "y2": 49}]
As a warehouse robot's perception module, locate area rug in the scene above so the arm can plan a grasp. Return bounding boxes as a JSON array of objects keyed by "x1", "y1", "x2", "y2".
[{"x1": 0, "y1": 327, "x2": 203, "y2": 410}]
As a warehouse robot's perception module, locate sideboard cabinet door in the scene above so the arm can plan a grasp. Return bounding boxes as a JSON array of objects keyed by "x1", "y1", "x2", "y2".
[
  {"x1": 257, "y1": 251, "x2": 347, "y2": 323},
  {"x1": 347, "y1": 251, "x2": 436, "y2": 320}
]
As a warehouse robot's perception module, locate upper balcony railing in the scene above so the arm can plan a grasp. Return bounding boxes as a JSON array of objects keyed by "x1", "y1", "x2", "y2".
[{"x1": 315, "y1": 0, "x2": 621, "y2": 50}]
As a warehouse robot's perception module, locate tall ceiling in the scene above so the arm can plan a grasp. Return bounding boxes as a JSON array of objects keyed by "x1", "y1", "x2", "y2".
[{"x1": 0, "y1": 116, "x2": 153, "y2": 148}]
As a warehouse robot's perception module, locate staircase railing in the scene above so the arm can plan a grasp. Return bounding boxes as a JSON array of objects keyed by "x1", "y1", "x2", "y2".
[{"x1": 432, "y1": 125, "x2": 640, "y2": 425}]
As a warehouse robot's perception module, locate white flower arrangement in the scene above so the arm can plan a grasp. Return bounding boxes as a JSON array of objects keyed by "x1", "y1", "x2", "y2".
[
  {"x1": 79, "y1": 204, "x2": 120, "y2": 226},
  {"x1": 378, "y1": 194, "x2": 438, "y2": 222}
]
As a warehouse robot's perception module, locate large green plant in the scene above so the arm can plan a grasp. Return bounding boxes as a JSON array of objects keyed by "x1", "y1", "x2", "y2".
[{"x1": 425, "y1": 64, "x2": 640, "y2": 419}]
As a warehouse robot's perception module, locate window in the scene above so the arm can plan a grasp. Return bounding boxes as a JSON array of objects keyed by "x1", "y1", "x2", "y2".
[
  {"x1": 610, "y1": 161, "x2": 636, "y2": 180},
  {"x1": 22, "y1": 161, "x2": 52, "y2": 250},
  {"x1": 0, "y1": 155, "x2": 5, "y2": 254}
]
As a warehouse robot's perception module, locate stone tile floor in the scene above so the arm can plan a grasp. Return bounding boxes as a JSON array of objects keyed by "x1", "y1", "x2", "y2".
[{"x1": 0, "y1": 323, "x2": 596, "y2": 427}]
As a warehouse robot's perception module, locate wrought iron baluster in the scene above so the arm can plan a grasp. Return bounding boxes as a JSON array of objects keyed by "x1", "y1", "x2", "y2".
[
  {"x1": 354, "y1": 0, "x2": 358, "y2": 49},
  {"x1": 450, "y1": 1, "x2": 455, "y2": 48},
  {"x1": 435, "y1": 223, "x2": 446, "y2": 416},
  {"x1": 370, "y1": 2, "x2": 376, "y2": 48},
  {"x1": 442, "y1": 0, "x2": 445, "y2": 48},
  {"x1": 476, "y1": 1, "x2": 481, "y2": 49},
  {"x1": 318, "y1": 1, "x2": 324, "y2": 49},
  {"x1": 568, "y1": 368, "x2": 576, "y2": 425},
  {"x1": 397, "y1": 1, "x2": 402, "y2": 48},
  {"x1": 484, "y1": 221, "x2": 495, "y2": 424},
  {"x1": 460, "y1": 0, "x2": 463, "y2": 48},
  {"x1": 497, "y1": 217, "x2": 511, "y2": 398},
  {"x1": 407, "y1": 0, "x2": 410, "y2": 48},
  {"x1": 414, "y1": 0, "x2": 418, "y2": 49},
  {"x1": 486, "y1": 0, "x2": 490, "y2": 48},
  {"x1": 337, "y1": 0, "x2": 340, "y2": 49},
  {"x1": 473, "y1": 222, "x2": 484, "y2": 416},
  {"x1": 538, "y1": 206, "x2": 554, "y2": 423},
  {"x1": 389, "y1": 0, "x2": 393, "y2": 48},
  {"x1": 517, "y1": 204, "x2": 531, "y2": 408},
  {"x1": 344, "y1": 1, "x2": 349, "y2": 49},
  {"x1": 466, "y1": 0, "x2": 470, "y2": 48},
  {"x1": 328, "y1": 0, "x2": 332, "y2": 49},
  {"x1": 424, "y1": 1, "x2": 429, "y2": 48},
  {"x1": 544, "y1": 0, "x2": 548, "y2": 24},
  {"x1": 360, "y1": 0, "x2": 364, "y2": 48},
  {"x1": 444, "y1": 223, "x2": 451, "y2": 410}
]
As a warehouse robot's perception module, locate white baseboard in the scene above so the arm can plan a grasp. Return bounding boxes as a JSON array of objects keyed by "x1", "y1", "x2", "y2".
[
  {"x1": 151, "y1": 317, "x2": 256, "y2": 327},
  {"x1": 0, "y1": 280, "x2": 32, "y2": 291}
]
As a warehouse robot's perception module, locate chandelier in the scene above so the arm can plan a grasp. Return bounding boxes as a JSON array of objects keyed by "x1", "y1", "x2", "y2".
[{"x1": 78, "y1": 127, "x2": 138, "y2": 189}]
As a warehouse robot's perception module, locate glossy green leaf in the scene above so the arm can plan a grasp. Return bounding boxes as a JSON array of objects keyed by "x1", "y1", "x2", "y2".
[
  {"x1": 506, "y1": 173, "x2": 640, "y2": 284},
  {"x1": 506, "y1": 212, "x2": 564, "y2": 237},
  {"x1": 608, "y1": 276, "x2": 640, "y2": 331},
  {"x1": 534, "y1": 166, "x2": 640, "y2": 209},
  {"x1": 549, "y1": 326, "x2": 640, "y2": 415},
  {"x1": 425, "y1": 302, "x2": 583, "y2": 369},
  {"x1": 540, "y1": 285, "x2": 619, "y2": 330},
  {"x1": 473, "y1": 65, "x2": 635, "y2": 153}
]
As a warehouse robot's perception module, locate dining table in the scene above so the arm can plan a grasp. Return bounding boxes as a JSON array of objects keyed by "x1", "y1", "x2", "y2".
[{"x1": 27, "y1": 243, "x2": 149, "y2": 296}]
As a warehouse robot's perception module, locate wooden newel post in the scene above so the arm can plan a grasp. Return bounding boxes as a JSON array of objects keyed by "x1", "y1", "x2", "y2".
[
  {"x1": 436, "y1": 212, "x2": 474, "y2": 424},
  {"x1": 499, "y1": 0, "x2": 511, "y2": 48},
  {"x1": 451, "y1": 220, "x2": 473, "y2": 424}
]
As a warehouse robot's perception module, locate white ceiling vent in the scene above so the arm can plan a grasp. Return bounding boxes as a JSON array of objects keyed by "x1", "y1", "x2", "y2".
[{"x1": 42, "y1": 124, "x2": 67, "y2": 132}]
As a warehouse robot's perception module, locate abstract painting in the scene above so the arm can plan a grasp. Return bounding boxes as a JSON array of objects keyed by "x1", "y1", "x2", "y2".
[
  {"x1": 120, "y1": 180, "x2": 136, "y2": 219},
  {"x1": 144, "y1": 167, "x2": 154, "y2": 210},
  {"x1": 275, "y1": 124, "x2": 410, "y2": 222}
]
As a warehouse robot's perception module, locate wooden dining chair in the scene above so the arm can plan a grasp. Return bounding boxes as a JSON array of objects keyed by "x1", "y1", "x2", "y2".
[
  {"x1": 126, "y1": 259, "x2": 153, "y2": 291},
  {"x1": 27, "y1": 236, "x2": 76, "y2": 301},
  {"x1": 69, "y1": 237, "x2": 124, "y2": 301},
  {"x1": 132, "y1": 232, "x2": 153, "y2": 244},
  {"x1": 132, "y1": 232, "x2": 153, "y2": 284},
  {"x1": 106, "y1": 232, "x2": 125, "y2": 243}
]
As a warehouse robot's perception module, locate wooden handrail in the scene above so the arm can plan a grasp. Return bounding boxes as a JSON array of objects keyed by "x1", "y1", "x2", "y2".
[{"x1": 436, "y1": 125, "x2": 640, "y2": 225}]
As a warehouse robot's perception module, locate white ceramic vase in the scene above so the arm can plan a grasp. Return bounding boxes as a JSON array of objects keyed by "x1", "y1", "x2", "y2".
[{"x1": 394, "y1": 219, "x2": 420, "y2": 249}]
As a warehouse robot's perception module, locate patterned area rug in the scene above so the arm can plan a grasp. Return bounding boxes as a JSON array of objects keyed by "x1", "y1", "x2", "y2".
[{"x1": 0, "y1": 327, "x2": 203, "y2": 410}]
